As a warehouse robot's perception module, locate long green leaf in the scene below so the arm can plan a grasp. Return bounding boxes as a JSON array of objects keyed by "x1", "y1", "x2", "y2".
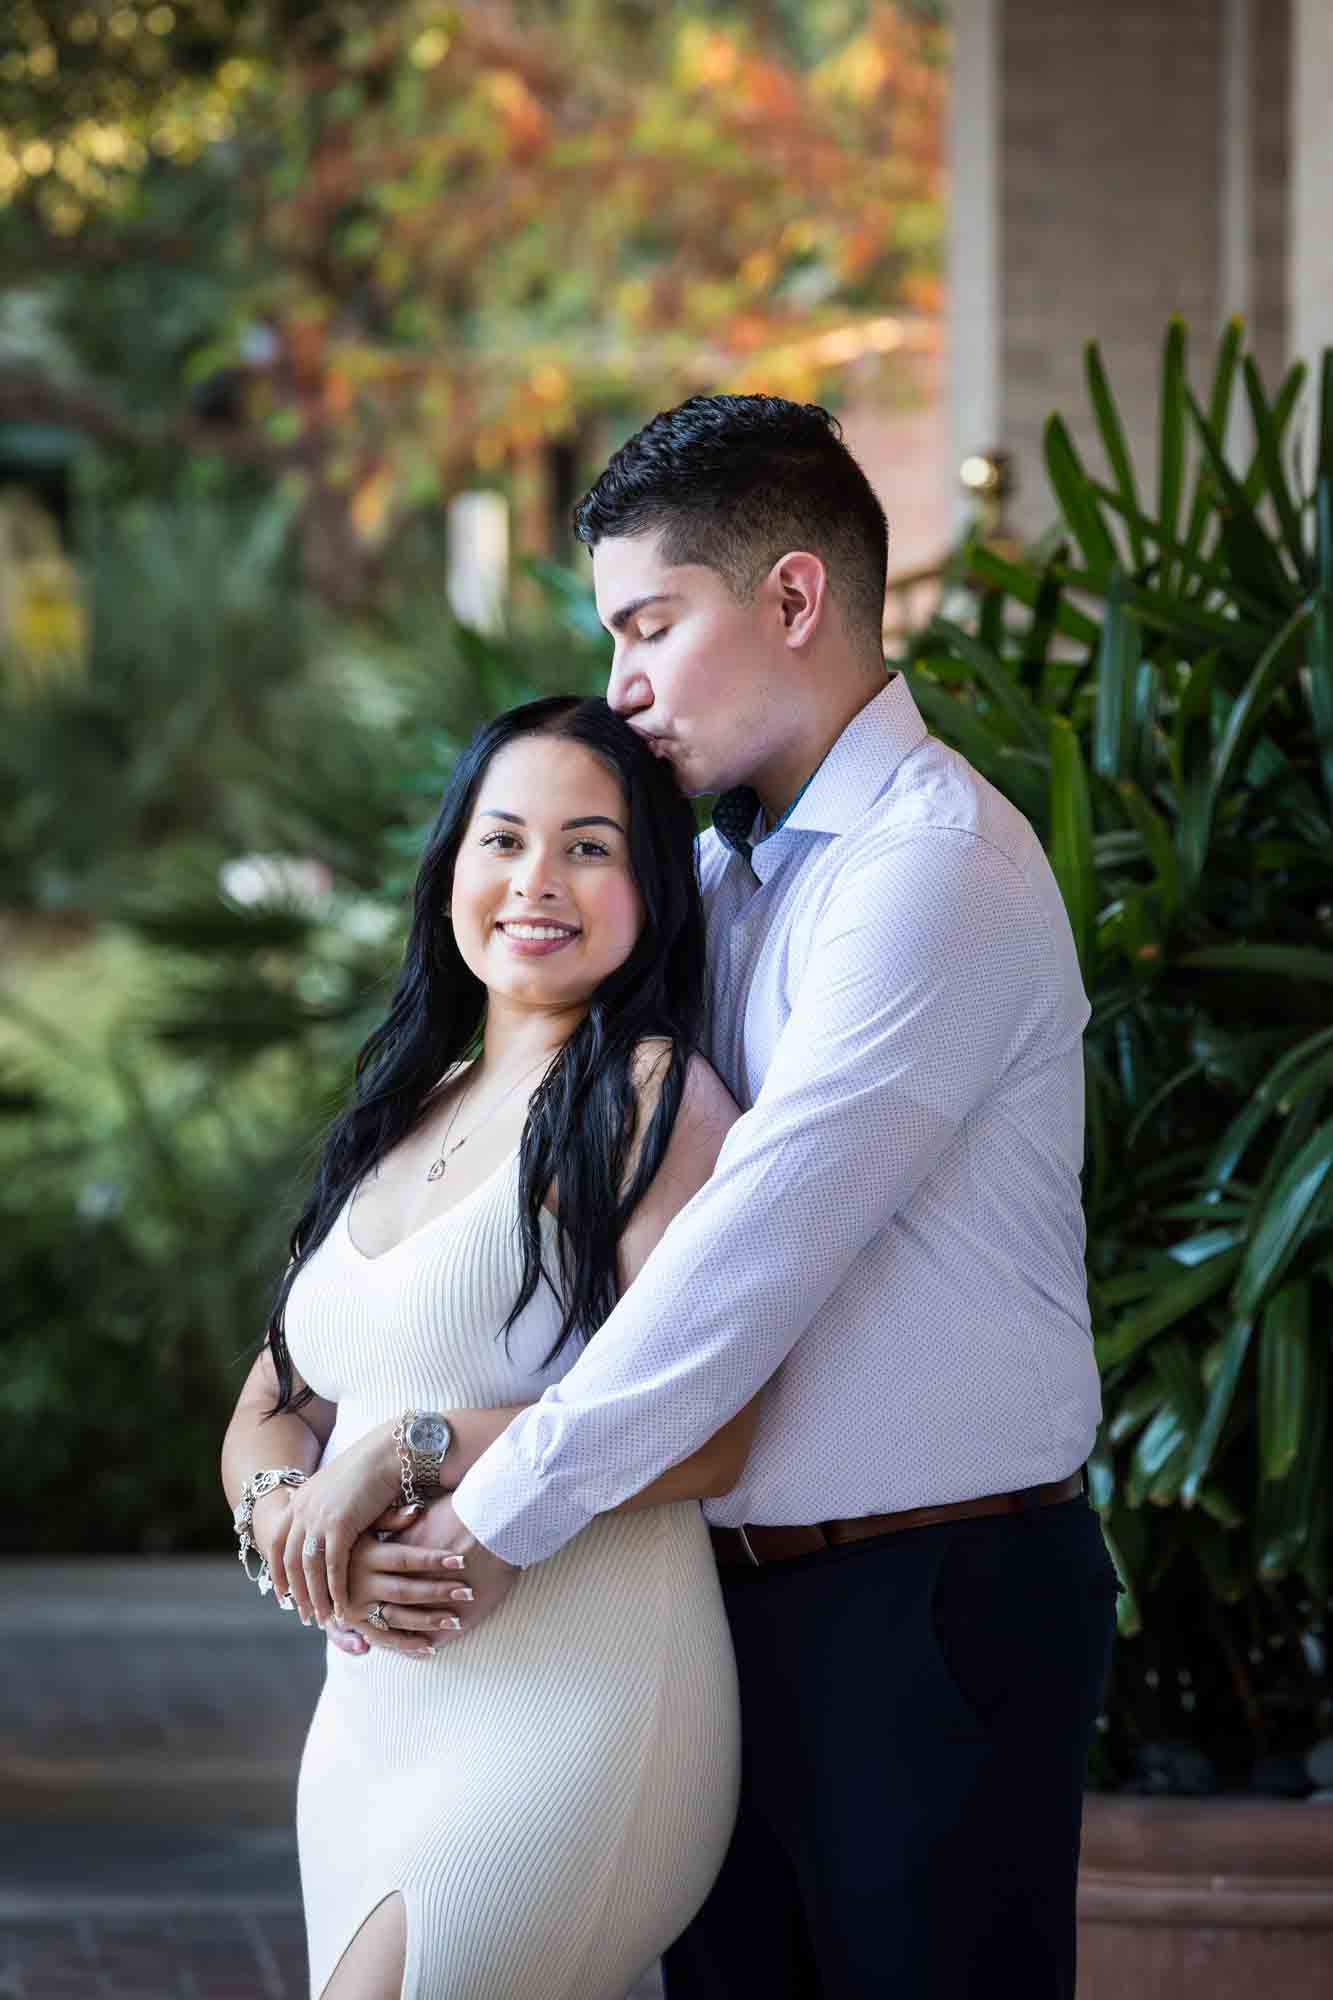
[
  {"x1": 1185, "y1": 386, "x2": 1300, "y2": 608},
  {"x1": 1045, "y1": 415, "x2": 1119, "y2": 588},
  {"x1": 1106, "y1": 1374, "x2": 1169, "y2": 1447},
  {"x1": 1243, "y1": 356, "x2": 1308, "y2": 579},
  {"x1": 1023, "y1": 558, "x2": 1066, "y2": 702},
  {"x1": 1180, "y1": 1311, "x2": 1253, "y2": 1504},
  {"x1": 1309, "y1": 474, "x2": 1333, "y2": 812},
  {"x1": 1182, "y1": 944, "x2": 1333, "y2": 985},
  {"x1": 1095, "y1": 1246, "x2": 1242, "y2": 1369},
  {"x1": 1180, "y1": 317, "x2": 1244, "y2": 577},
  {"x1": 1203, "y1": 1028, "x2": 1333, "y2": 1187},
  {"x1": 1256, "y1": 1322, "x2": 1327, "y2": 1580},
  {"x1": 1240, "y1": 360, "x2": 1308, "y2": 507},
  {"x1": 1127, "y1": 1403, "x2": 1189, "y2": 1507},
  {"x1": 1100, "y1": 1520, "x2": 1141, "y2": 1636},
  {"x1": 1090, "y1": 570, "x2": 1138, "y2": 780},
  {"x1": 1172, "y1": 653, "x2": 1216, "y2": 887},
  {"x1": 1257, "y1": 1280, "x2": 1310, "y2": 1482},
  {"x1": 1086, "y1": 342, "x2": 1144, "y2": 569},
  {"x1": 1048, "y1": 717, "x2": 1095, "y2": 973},
  {"x1": 1232, "y1": 1119, "x2": 1333, "y2": 1316},
  {"x1": 1115, "y1": 782, "x2": 1180, "y2": 915},
  {"x1": 1159, "y1": 317, "x2": 1187, "y2": 586},
  {"x1": 1149, "y1": 1334, "x2": 1205, "y2": 1425},
  {"x1": 1205, "y1": 596, "x2": 1314, "y2": 821}
]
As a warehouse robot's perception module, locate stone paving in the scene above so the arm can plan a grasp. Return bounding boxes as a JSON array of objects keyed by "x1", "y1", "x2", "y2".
[{"x1": 1, "y1": 1558, "x2": 325, "y2": 1998}]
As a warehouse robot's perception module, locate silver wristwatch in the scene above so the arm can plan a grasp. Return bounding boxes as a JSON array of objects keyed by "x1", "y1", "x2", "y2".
[{"x1": 393, "y1": 1409, "x2": 453, "y2": 1507}]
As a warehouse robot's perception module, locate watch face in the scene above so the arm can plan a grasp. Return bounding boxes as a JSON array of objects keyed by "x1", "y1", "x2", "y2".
[{"x1": 407, "y1": 1414, "x2": 450, "y2": 1456}]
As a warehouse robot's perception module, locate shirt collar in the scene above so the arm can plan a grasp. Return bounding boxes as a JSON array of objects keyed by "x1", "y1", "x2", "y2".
[{"x1": 711, "y1": 673, "x2": 927, "y2": 865}]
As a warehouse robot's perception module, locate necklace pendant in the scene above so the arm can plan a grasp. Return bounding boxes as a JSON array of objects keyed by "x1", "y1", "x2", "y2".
[{"x1": 426, "y1": 1159, "x2": 446, "y2": 1183}]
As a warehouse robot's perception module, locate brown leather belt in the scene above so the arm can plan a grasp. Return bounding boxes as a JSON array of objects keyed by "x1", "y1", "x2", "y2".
[{"x1": 709, "y1": 1470, "x2": 1086, "y2": 1568}]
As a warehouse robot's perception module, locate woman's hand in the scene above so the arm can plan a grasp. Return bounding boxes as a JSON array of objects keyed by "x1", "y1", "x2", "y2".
[
  {"x1": 268, "y1": 1422, "x2": 402, "y2": 1626},
  {"x1": 337, "y1": 1521, "x2": 474, "y2": 1660}
]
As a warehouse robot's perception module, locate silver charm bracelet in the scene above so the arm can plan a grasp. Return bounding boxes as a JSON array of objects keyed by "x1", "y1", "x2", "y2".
[{"x1": 233, "y1": 1467, "x2": 307, "y2": 1601}]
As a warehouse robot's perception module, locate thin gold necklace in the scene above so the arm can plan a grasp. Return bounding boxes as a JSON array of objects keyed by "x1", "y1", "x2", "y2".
[{"x1": 425, "y1": 1054, "x2": 551, "y2": 1184}]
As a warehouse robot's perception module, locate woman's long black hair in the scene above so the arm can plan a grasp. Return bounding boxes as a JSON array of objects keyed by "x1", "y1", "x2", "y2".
[{"x1": 264, "y1": 695, "x2": 706, "y2": 1411}]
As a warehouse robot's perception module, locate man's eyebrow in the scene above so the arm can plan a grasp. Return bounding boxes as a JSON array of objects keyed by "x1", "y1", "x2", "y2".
[
  {"x1": 478, "y1": 810, "x2": 626, "y2": 833},
  {"x1": 605, "y1": 592, "x2": 680, "y2": 633}
]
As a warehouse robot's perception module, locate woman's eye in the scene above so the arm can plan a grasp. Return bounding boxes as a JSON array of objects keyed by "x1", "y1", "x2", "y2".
[
  {"x1": 570, "y1": 840, "x2": 609, "y2": 858},
  {"x1": 638, "y1": 625, "x2": 668, "y2": 644},
  {"x1": 480, "y1": 832, "x2": 520, "y2": 851}
]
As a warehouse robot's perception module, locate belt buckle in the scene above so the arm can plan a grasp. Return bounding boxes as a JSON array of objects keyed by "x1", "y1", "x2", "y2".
[{"x1": 735, "y1": 1524, "x2": 762, "y2": 1567}]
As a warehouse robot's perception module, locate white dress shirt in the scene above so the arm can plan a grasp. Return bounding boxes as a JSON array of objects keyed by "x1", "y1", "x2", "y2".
[{"x1": 451, "y1": 675, "x2": 1101, "y2": 1567}]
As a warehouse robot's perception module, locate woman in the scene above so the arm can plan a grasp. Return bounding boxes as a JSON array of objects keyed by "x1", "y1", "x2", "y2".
[{"x1": 221, "y1": 695, "x2": 750, "y2": 2000}]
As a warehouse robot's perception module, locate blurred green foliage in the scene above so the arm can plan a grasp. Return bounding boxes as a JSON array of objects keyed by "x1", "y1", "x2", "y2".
[{"x1": 1, "y1": 513, "x2": 608, "y2": 1554}]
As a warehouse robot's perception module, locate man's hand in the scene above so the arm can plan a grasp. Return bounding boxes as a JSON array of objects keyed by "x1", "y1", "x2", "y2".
[{"x1": 393, "y1": 1493, "x2": 519, "y2": 1642}]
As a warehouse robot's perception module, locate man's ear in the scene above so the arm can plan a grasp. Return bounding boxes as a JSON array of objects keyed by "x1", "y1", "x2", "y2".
[{"x1": 769, "y1": 551, "x2": 828, "y2": 648}]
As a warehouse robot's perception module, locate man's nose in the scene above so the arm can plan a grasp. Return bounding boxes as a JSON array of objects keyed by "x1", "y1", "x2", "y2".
[{"x1": 607, "y1": 648, "x2": 651, "y2": 716}]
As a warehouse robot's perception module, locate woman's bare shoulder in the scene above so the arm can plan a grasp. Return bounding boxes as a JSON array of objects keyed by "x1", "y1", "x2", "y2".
[{"x1": 629, "y1": 1038, "x2": 739, "y2": 1156}]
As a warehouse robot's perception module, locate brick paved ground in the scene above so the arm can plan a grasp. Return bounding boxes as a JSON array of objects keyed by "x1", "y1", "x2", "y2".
[
  {"x1": 0, "y1": 1559, "x2": 323, "y2": 1999},
  {"x1": 0, "y1": 1909, "x2": 308, "y2": 1999}
]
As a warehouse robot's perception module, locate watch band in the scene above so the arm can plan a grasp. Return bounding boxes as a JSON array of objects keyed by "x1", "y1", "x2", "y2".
[{"x1": 393, "y1": 1410, "x2": 450, "y2": 1508}]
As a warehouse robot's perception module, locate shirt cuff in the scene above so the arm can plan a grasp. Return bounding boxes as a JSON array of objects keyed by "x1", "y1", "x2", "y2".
[{"x1": 449, "y1": 1421, "x2": 592, "y2": 1569}]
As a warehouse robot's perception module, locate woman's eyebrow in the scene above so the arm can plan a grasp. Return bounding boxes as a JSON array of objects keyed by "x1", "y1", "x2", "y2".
[{"x1": 478, "y1": 810, "x2": 626, "y2": 833}]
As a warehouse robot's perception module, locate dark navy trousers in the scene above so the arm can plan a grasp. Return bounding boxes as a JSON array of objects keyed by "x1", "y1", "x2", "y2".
[{"x1": 663, "y1": 1495, "x2": 1119, "y2": 2000}]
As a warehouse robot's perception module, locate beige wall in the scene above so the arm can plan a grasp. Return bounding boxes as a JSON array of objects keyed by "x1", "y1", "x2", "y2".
[{"x1": 951, "y1": 0, "x2": 1293, "y2": 542}]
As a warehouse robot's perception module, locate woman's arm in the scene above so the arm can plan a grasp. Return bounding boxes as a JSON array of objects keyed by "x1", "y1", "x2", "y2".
[{"x1": 220, "y1": 1348, "x2": 336, "y2": 1603}]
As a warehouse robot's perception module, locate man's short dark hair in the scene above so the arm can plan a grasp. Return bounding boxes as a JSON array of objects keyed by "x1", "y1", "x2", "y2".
[{"x1": 574, "y1": 394, "x2": 889, "y2": 645}]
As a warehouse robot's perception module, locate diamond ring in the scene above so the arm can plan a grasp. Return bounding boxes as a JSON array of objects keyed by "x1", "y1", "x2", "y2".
[
  {"x1": 367, "y1": 1602, "x2": 390, "y2": 1631},
  {"x1": 302, "y1": 1533, "x2": 325, "y2": 1558}
]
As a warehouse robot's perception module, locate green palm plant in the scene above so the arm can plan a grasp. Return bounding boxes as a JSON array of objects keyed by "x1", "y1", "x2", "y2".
[{"x1": 905, "y1": 320, "x2": 1332, "y2": 1781}]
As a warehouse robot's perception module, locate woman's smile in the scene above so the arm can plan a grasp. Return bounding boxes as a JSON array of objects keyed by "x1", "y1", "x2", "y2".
[{"x1": 494, "y1": 918, "x2": 583, "y2": 956}]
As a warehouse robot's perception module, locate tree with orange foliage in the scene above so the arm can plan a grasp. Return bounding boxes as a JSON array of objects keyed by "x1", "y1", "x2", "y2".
[{"x1": 0, "y1": 1, "x2": 945, "y2": 601}]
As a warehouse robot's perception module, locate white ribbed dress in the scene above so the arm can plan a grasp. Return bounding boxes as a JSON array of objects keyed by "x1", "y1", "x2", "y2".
[{"x1": 284, "y1": 1152, "x2": 740, "y2": 2000}]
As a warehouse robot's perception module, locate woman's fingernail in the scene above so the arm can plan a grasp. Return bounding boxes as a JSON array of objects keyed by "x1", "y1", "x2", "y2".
[
  {"x1": 449, "y1": 1587, "x2": 474, "y2": 1602},
  {"x1": 438, "y1": 1614, "x2": 462, "y2": 1631},
  {"x1": 441, "y1": 1554, "x2": 466, "y2": 1570}
]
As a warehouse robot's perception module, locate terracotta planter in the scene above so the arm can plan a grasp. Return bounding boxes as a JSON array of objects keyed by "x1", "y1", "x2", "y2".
[{"x1": 1078, "y1": 1794, "x2": 1333, "y2": 1999}]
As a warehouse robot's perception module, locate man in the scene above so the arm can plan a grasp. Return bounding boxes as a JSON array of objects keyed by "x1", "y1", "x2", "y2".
[{"x1": 448, "y1": 395, "x2": 1117, "y2": 1996}]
